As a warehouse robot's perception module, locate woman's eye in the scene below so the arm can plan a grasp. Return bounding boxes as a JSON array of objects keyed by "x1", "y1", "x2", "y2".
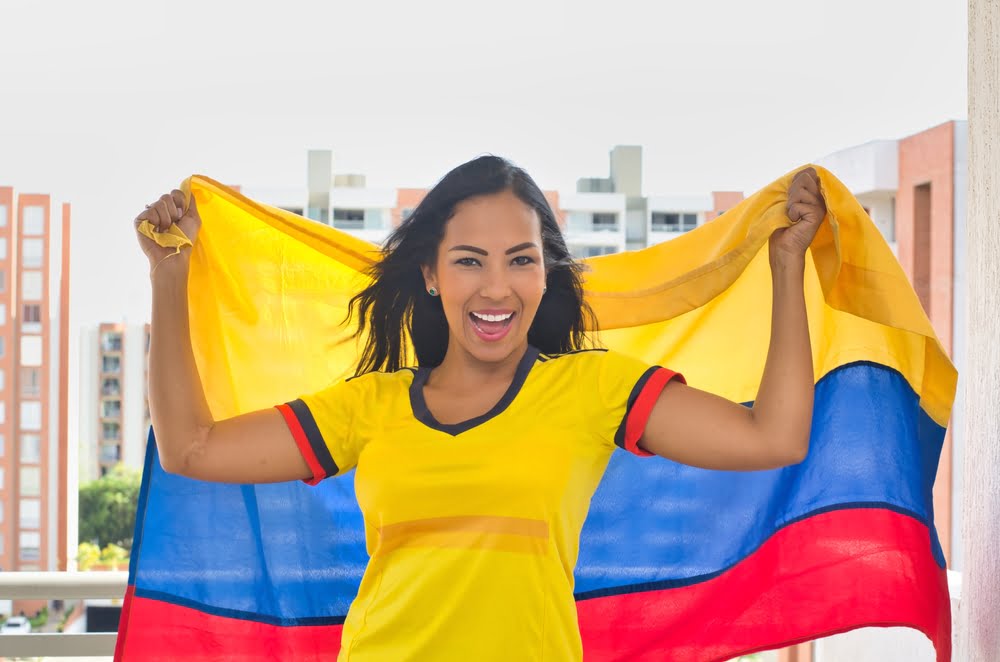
[
  {"x1": 456, "y1": 257, "x2": 480, "y2": 267},
  {"x1": 511, "y1": 255, "x2": 535, "y2": 266}
]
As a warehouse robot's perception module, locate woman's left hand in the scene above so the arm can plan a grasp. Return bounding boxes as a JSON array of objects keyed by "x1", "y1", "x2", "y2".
[{"x1": 770, "y1": 167, "x2": 827, "y2": 264}]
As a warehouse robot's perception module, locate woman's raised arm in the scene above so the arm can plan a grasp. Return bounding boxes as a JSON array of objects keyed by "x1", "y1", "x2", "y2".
[
  {"x1": 137, "y1": 190, "x2": 312, "y2": 484},
  {"x1": 638, "y1": 168, "x2": 824, "y2": 471}
]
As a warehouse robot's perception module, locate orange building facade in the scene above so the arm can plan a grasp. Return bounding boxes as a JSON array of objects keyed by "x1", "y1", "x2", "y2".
[{"x1": 0, "y1": 187, "x2": 71, "y2": 581}]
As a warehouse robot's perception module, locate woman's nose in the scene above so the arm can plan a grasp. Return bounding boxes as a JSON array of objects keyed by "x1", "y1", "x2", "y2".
[{"x1": 479, "y1": 268, "x2": 512, "y2": 300}]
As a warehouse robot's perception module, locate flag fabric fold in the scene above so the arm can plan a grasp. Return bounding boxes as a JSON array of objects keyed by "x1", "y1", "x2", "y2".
[{"x1": 118, "y1": 165, "x2": 954, "y2": 661}]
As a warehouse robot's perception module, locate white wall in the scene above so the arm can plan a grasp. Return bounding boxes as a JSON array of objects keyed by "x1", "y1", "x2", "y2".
[
  {"x1": 815, "y1": 140, "x2": 899, "y2": 194},
  {"x1": 958, "y1": 2, "x2": 1000, "y2": 658}
]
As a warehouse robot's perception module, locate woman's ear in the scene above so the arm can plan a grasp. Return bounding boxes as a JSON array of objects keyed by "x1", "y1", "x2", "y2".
[{"x1": 420, "y1": 264, "x2": 436, "y2": 294}]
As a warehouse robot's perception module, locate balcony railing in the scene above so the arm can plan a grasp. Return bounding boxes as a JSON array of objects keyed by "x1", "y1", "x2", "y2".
[{"x1": 0, "y1": 570, "x2": 127, "y2": 657}]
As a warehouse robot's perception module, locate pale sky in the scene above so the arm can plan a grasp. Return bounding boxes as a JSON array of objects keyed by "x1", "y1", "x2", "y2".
[{"x1": 0, "y1": 0, "x2": 967, "y2": 329}]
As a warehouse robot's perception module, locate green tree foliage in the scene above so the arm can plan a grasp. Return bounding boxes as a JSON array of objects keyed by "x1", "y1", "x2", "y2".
[
  {"x1": 100, "y1": 543, "x2": 129, "y2": 568},
  {"x1": 76, "y1": 541, "x2": 101, "y2": 570},
  {"x1": 78, "y1": 464, "x2": 141, "y2": 550}
]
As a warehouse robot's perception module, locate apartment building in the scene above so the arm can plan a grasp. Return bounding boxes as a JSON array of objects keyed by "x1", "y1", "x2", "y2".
[
  {"x1": 0, "y1": 186, "x2": 72, "y2": 578},
  {"x1": 78, "y1": 323, "x2": 151, "y2": 482}
]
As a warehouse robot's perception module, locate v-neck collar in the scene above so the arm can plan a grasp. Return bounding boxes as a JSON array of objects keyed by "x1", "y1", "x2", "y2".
[{"x1": 409, "y1": 345, "x2": 541, "y2": 436}]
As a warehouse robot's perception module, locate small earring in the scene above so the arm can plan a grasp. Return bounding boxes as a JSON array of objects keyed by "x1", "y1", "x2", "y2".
[
  {"x1": 543, "y1": 287, "x2": 547, "y2": 294},
  {"x1": 428, "y1": 287, "x2": 438, "y2": 296}
]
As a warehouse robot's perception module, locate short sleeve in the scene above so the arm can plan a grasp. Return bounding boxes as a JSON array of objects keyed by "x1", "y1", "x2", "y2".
[
  {"x1": 274, "y1": 375, "x2": 370, "y2": 485},
  {"x1": 594, "y1": 350, "x2": 685, "y2": 457}
]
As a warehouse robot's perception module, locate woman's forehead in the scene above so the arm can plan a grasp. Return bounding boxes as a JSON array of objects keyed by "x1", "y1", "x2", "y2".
[{"x1": 444, "y1": 191, "x2": 541, "y2": 243}]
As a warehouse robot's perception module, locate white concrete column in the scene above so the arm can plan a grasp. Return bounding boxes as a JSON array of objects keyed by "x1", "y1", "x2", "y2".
[{"x1": 958, "y1": 2, "x2": 1000, "y2": 660}]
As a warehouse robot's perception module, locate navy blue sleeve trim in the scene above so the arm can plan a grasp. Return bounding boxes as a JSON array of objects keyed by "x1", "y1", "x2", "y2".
[{"x1": 287, "y1": 398, "x2": 339, "y2": 478}]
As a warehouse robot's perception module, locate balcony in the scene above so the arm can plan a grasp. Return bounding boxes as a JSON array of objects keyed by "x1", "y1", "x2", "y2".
[{"x1": 0, "y1": 571, "x2": 127, "y2": 658}]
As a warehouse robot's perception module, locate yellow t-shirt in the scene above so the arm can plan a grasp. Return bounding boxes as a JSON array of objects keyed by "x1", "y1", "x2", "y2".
[{"x1": 276, "y1": 346, "x2": 683, "y2": 661}]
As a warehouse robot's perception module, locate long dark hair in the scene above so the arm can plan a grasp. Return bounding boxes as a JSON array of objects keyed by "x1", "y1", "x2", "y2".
[{"x1": 347, "y1": 154, "x2": 595, "y2": 375}]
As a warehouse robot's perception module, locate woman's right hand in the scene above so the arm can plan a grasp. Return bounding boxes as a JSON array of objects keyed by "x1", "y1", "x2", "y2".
[{"x1": 133, "y1": 189, "x2": 202, "y2": 272}]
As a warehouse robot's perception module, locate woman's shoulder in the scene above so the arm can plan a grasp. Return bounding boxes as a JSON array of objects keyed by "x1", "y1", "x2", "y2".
[
  {"x1": 536, "y1": 347, "x2": 609, "y2": 365},
  {"x1": 534, "y1": 347, "x2": 613, "y2": 379},
  {"x1": 344, "y1": 365, "x2": 419, "y2": 390},
  {"x1": 535, "y1": 346, "x2": 654, "y2": 382},
  {"x1": 346, "y1": 365, "x2": 418, "y2": 382}
]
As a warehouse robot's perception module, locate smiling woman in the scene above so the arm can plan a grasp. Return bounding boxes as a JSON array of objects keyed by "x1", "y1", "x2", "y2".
[{"x1": 134, "y1": 155, "x2": 848, "y2": 661}]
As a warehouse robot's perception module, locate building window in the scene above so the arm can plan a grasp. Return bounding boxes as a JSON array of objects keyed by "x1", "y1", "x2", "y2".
[
  {"x1": 21, "y1": 368, "x2": 40, "y2": 397},
  {"x1": 101, "y1": 332, "x2": 122, "y2": 352},
  {"x1": 0, "y1": 401, "x2": 5, "y2": 424},
  {"x1": 0, "y1": 271, "x2": 5, "y2": 292},
  {"x1": 19, "y1": 466, "x2": 40, "y2": 497},
  {"x1": 23, "y1": 206, "x2": 45, "y2": 236},
  {"x1": 20, "y1": 434, "x2": 40, "y2": 463},
  {"x1": 401, "y1": 207, "x2": 414, "y2": 222},
  {"x1": 332, "y1": 208, "x2": 365, "y2": 230},
  {"x1": 20, "y1": 336, "x2": 42, "y2": 366},
  {"x1": 0, "y1": 467, "x2": 4, "y2": 489},
  {"x1": 102, "y1": 421, "x2": 121, "y2": 442},
  {"x1": 0, "y1": 238, "x2": 6, "y2": 260},
  {"x1": 102, "y1": 400, "x2": 121, "y2": 419},
  {"x1": 19, "y1": 499, "x2": 40, "y2": 529},
  {"x1": 0, "y1": 368, "x2": 4, "y2": 391},
  {"x1": 0, "y1": 303, "x2": 5, "y2": 325},
  {"x1": 22, "y1": 239, "x2": 44, "y2": 268},
  {"x1": 586, "y1": 245, "x2": 618, "y2": 257},
  {"x1": 22, "y1": 271, "x2": 43, "y2": 300},
  {"x1": 23, "y1": 304, "x2": 40, "y2": 323},
  {"x1": 652, "y1": 212, "x2": 678, "y2": 232},
  {"x1": 19, "y1": 531, "x2": 41, "y2": 561},
  {"x1": 102, "y1": 355, "x2": 121, "y2": 374},
  {"x1": 592, "y1": 213, "x2": 618, "y2": 232},
  {"x1": 0, "y1": 204, "x2": 7, "y2": 227},
  {"x1": 102, "y1": 377, "x2": 120, "y2": 397},
  {"x1": 0, "y1": 432, "x2": 5, "y2": 457},
  {"x1": 100, "y1": 443, "x2": 121, "y2": 463},
  {"x1": 20, "y1": 402, "x2": 42, "y2": 431},
  {"x1": 307, "y1": 207, "x2": 329, "y2": 223},
  {"x1": 652, "y1": 212, "x2": 698, "y2": 233}
]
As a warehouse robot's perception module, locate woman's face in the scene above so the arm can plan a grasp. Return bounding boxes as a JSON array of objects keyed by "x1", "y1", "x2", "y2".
[{"x1": 421, "y1": 190, "x2": 546, "y2": 365}]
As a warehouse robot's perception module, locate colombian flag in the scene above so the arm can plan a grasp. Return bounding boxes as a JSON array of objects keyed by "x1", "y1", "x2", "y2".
[{"x1": 118, "y1": 165, "x2": 955, "y2": 661}]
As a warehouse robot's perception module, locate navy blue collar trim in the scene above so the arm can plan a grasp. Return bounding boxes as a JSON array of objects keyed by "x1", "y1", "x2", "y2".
[{"x1": 410, "y1": 345, "x2": 540, "y2": 436}]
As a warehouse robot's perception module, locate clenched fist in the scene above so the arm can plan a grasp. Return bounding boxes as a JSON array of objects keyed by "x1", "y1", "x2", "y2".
[{"x1": 133, "y1": 189, "x2": 202, "y2": 275}]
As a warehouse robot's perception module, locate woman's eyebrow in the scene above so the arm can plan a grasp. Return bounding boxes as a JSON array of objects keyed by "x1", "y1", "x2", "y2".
[
  {"x1": 505, "y1": 242, "x2": 538, "y2": 254},
  {"x1": 447, "y1": 242, "x2": 538, "y2": 256},
  {"x1": 448, "y1": 245, "x2": 488, "y2": 255}
]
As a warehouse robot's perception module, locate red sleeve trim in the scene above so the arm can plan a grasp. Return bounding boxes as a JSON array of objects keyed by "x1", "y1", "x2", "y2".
[
  {"x1": 623, "y1": 368, "x2": 686, "y2": 456},
  {"x1": 275, "y1": 403, "x2": 324, "y2": 485}
]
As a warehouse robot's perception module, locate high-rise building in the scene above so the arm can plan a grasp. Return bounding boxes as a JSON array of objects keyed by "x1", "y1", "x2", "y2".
[
  {"x1": 78, "y1": 323, "x2": 151, "y2": 483},
  {"x1": 0, "y1": 186, "x2": 72, "y2": 583}
]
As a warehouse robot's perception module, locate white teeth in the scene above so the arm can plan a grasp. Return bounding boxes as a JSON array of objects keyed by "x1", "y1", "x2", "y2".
[{"x1": 472, "y1": 311, "x2": 513, "y2": 323}]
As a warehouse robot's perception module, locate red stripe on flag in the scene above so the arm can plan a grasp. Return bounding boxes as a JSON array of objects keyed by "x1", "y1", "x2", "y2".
[
  {"x1": 113, "y1": 584, "x2": 136, "y2": 662},
  {"x1": 577, "y1": 507, "x2": 950, "y2": 661},
  {"x1": 115, "y1": 594, "x2": 343, "y2": 661}
]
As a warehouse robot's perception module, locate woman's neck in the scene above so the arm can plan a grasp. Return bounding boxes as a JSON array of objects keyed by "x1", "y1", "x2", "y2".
[{"x1": 427, "y1": 339, "x2": 530, "y2": 392}]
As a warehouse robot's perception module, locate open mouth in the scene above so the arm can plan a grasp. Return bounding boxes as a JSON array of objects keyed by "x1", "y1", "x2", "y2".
[{"x1": 468, "y1": 311, "x2": 516, "y2": 342}]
